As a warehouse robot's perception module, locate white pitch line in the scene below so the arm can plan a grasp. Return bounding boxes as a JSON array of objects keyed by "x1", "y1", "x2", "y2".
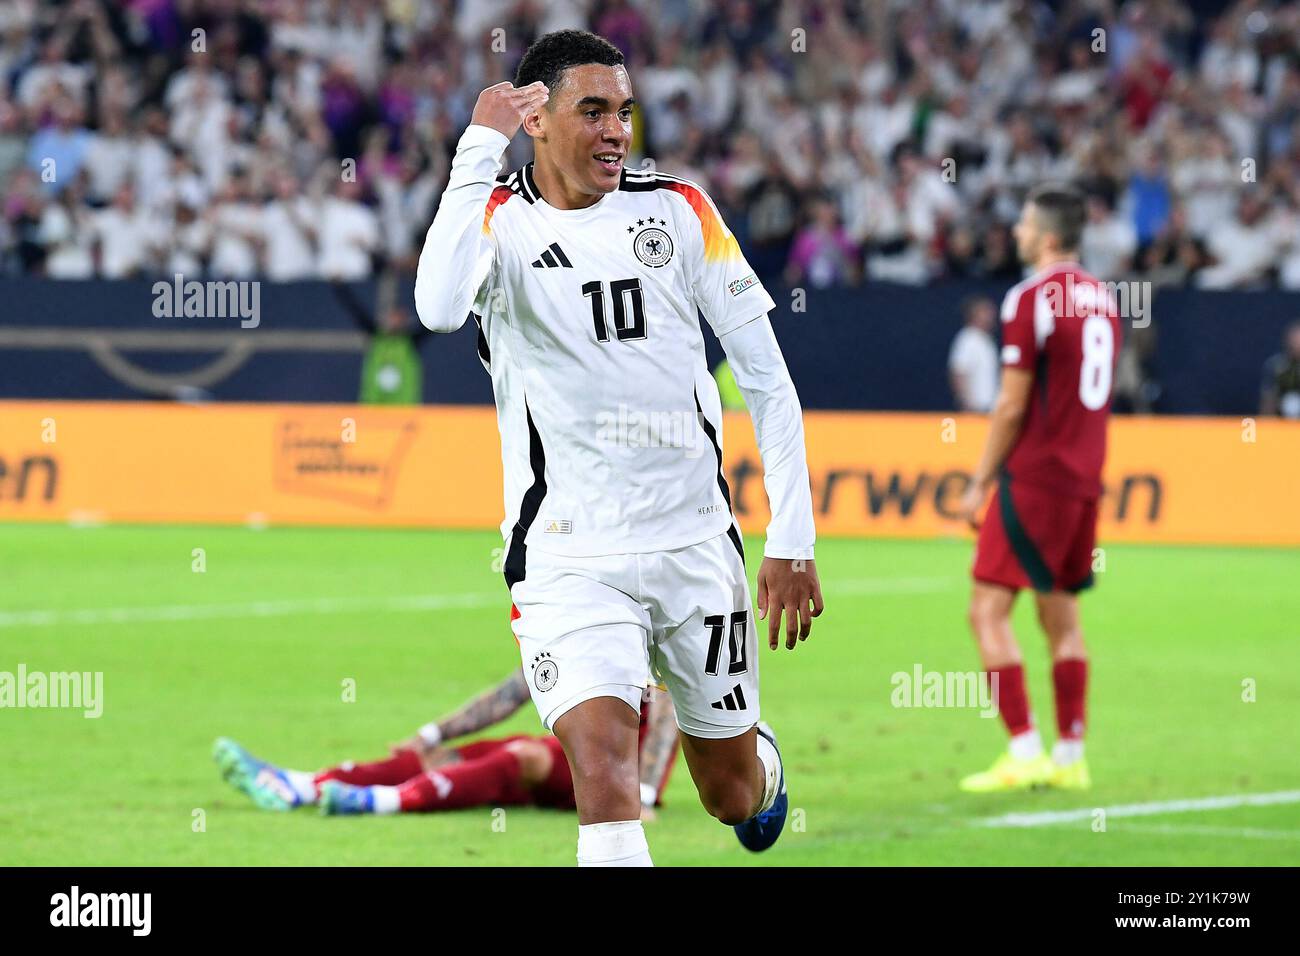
[
  {"x1": 1104, "y1": 823, "x2": 1300, "y2": 841},
  {"x1": 976, "y1": 790, "x2": 1300, "y2": 828},
  {"x1": 0, "y1": 592, "x2": 503, "y2": 628},
  {"x1": 0, "y1": 576, "x2": 950, "y2": 629}
]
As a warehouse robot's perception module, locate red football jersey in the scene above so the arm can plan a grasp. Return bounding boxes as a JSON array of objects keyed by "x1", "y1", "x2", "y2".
[{"x1": 999, "y1": 262, "x2": 1121, "y2": 499}]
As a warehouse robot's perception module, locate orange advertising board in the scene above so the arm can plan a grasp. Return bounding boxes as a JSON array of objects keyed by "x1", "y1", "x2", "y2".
[{"x1": 1, "y1": 402, "x2": 1296, "y2": 546}]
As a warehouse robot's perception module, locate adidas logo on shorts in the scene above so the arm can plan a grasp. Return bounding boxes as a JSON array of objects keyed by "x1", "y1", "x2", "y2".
[{"x1": 710, "y1": 684, "x2": 747, "y2": 711}]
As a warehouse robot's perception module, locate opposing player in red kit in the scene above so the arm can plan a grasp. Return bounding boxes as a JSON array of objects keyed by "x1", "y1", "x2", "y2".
[
  {"x1": 214, "y1": 665, "x2": 679, "y2": 817},
  {"x1": 957, "y1": 183, "x2": 1120, "y2": 793}
]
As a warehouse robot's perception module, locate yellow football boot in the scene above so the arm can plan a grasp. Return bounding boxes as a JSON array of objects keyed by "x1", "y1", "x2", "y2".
[
  {"x1": 959, "y1": 751, "x2": 1054, "y2": 793},
  {"x1": 1048, "y1": 758, "x2": 1092, "y2": 790}
]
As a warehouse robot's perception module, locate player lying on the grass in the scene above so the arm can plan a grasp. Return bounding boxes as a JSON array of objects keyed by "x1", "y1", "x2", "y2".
[
  {"x1": 214, "y1": 666, "x2": 679, "y2": 817},
  {"x1": 956, "y1": 183, "x2": 1120, "y2": 793}
]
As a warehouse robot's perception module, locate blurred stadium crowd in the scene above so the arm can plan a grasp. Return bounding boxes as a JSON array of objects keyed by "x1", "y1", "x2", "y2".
[{"x1": 4, "y1": 0, "x2": 1300, "y2": 292}]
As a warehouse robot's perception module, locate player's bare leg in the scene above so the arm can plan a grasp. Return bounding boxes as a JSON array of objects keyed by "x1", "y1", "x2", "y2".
[
  {"x1": 1035, "y1": 590, "x2": 1086, "y2": 660},
  {"x1": 553, "y1": 697, "x2": 641, "y2": 822},
  {"x1": 678, "y1": 728, "x2": 765, "y2": 824},
  {"x1": 959, "y1": 582, "x2": 1050, "y2": 792},
  {"x1": 1034, "y1": 591, "x2": 1091, "y2": 788},
  {"x1": 967, "y1": 581, "x2": 1021, "y2": 668},
  {"x1": 552, "y1": 696, "x2": 651, "y2": 866}
]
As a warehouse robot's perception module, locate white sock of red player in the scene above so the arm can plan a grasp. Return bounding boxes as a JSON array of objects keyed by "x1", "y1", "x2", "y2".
[
  {"x1": 283, "y1": 770, "x2": 320, "y2": 805},
  {"x1": 369, "y1": 786, "x2": 401, "y2": 814},
  {"x1": 1008, "y1": 728, "x2": 1043, "y2": 760},
  {"x1": 1052, "y1": 739, "x2": 1085, "y2": 766},
  {"x1": 576, "y1": 820, "x2": 653, "y2": 866}
]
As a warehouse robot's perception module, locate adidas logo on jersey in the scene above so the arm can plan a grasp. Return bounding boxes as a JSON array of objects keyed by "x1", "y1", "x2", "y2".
[{"x1": 530, "y1": 243, "x2": 572, "y2": 269}]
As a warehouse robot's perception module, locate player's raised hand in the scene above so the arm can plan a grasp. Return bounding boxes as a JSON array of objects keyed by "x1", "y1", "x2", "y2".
[
  {"x1": 471, "y1": 81, "x2": 550, "y2": 139},
  {"x1": 757, "y1": 557, "x2": 824, "y2": 651}
]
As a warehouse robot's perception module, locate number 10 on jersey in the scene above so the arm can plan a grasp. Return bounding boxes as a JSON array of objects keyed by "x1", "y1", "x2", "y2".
[{"x1": 582, "y1": 278, "x2": 647, "y2": 343}]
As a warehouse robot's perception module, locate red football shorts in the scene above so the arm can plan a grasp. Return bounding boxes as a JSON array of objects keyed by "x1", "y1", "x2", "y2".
[
  {"x1": 452, "y1": 734, "x2": 576, "y2": 809},
  {"x1": 973, "y1": 479, "x2": 1099, "y2": 593}
]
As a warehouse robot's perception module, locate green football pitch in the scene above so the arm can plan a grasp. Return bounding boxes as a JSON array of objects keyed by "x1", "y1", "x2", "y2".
[{"x1": 2, "y1": 523, "x2": 1297, "y2": 866}]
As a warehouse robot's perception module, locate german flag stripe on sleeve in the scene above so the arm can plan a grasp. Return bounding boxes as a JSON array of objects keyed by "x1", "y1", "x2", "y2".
[
  {"x1": 482, "y1": 184, "x2": 516, "y2": 234},
  {"x1": 621, "y1": 172, "x2": 742, "y2": 263}
]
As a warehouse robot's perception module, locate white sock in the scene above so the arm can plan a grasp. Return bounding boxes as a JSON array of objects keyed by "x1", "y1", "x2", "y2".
[
  {"x1": 576, "y1": 820, "x2": 653, "y2": 867},
  {"x1": 1053, "y1": 739, "x2": 1085, "y2": 766},
  {"x1": 1008, "y1": 728, "x2": 1043, "y2": 760},
  {"x1": 754, "y1": 732, "x2": 782, "y2": 816},
  {"x1": 285, "y1": 769, "x2": 319, "y2": 805},
  {"x1": 370, "y1": 785, "x2": 401, "y2": 814}
]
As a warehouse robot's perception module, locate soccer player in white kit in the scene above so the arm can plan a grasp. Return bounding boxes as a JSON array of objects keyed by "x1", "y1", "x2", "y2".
[{"x1": 415, "y1": 30, "x2": 823, "y2": 866}]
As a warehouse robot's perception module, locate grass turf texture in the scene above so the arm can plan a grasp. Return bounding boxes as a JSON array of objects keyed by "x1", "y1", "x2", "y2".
[{"x1": 2, "y1": 524, "x2": 1297, "y2": 866}]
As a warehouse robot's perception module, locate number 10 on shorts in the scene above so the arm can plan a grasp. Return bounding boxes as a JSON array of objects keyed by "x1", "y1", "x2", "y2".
[{"x1": 704, "y1": 611, "x2": 749, "y2": 676}]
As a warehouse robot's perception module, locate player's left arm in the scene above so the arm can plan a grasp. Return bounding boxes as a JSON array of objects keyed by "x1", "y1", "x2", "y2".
[
  {"x1": 958, "y1": 367, "x2": 1034, "y2": 528},
  {"x1": 718, "y1": 316, "x2": 824, "y2": 650},
  {"x1": 679, "y1": 182, "x2": 823, "y2": 651}
]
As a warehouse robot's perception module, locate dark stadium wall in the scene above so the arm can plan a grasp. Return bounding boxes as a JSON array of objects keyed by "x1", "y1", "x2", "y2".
[{"x1": 0, "y1": 277, "x2": 1294, "y2": 415}]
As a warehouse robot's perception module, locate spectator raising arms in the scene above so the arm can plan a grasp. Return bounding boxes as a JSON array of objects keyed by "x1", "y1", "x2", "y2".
[{"x1": 4, "y1": 0, "x2": 1300, "y2": 290}]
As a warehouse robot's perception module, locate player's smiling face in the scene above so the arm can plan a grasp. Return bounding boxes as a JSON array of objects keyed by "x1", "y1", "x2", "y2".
[{"x1": 527, "y1": 63, "x2": 634, "y2": 205}]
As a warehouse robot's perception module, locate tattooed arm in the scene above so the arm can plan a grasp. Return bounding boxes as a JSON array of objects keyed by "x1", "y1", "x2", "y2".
[
  {"x1": 638, "y1": 688, "x2": 680, "y2": 819},
  {"x1": 393, "y1": 669, "x2": 530, "y2": 767},
  {"x1": 427, "y1": 668, "x2": 531, "y2": 742}
]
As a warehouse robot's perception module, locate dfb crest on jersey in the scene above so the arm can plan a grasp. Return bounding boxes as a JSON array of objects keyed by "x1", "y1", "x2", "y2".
[
  {"x1": 633, "y1": 226, "x2": 673, "y2": 268},
  {"x1": 531, "y1": 651, "x2": 559, "y2": 692}
]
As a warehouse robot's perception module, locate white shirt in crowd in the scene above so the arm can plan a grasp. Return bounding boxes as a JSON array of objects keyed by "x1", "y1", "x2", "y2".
[
  {"x1": 208, "y1": 203, "x2": 262, "y2": 278},
  {"x1": 166, "y1": 217, "x2": 211, "y2": 276},
  {"x1": 373, "y1": 172, "x2": 440, "y2": 262},
  {"x1": 18, "y1": 61, "x2": 89, "y2": 109},
  {"x1": 317, "y1": 196, "x2": 378, "y2": 280},
  {"x1": 1081, "y1": 214, "x2": 1138, "y2": 280},
  {"x1": 261, "y1": 197, "x2": 318, "y2": 280},
  {"x1": 1197, "y1": 217, "x2": 1279, "y2": 289},
  {"x1": 132, "y1": 134, "x2": 175, "y2": 212},
  {"x1": 948, "y1": 325, "x2": 1000, "y2": 413},
  {"x1": 82, "y1": 133, "x2": 135, "y2": 203},
  {"x1": 94, "y1": 206, "x2": 158, "y2": 278},
  {"x1": 39, "y1": 204, "x2": 95, "y2": 278}
]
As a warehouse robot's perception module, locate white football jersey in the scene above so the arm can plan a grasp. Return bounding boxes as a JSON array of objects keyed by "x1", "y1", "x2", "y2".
[{"x1": 416, "y1": 125, "x2": 809, "y2": 584}]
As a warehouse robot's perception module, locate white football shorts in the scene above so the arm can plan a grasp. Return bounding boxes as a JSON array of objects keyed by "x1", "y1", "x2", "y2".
[{"x1": 509, "y1": 529, "x2": 758, "y2": 739}]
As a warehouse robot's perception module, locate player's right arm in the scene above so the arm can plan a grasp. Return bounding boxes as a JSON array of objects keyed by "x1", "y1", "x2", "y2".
[
  {"x1": 413, "y1": 81, "x2": 548, "y2": 332},
  {"x1": 958, "y1": 285, "x2": 1036, "y2": 527}
]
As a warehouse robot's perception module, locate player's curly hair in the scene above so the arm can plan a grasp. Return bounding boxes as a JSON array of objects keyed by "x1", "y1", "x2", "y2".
[{"x1": 514, "y1": 29, "x2": 625, "y2": 104}]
